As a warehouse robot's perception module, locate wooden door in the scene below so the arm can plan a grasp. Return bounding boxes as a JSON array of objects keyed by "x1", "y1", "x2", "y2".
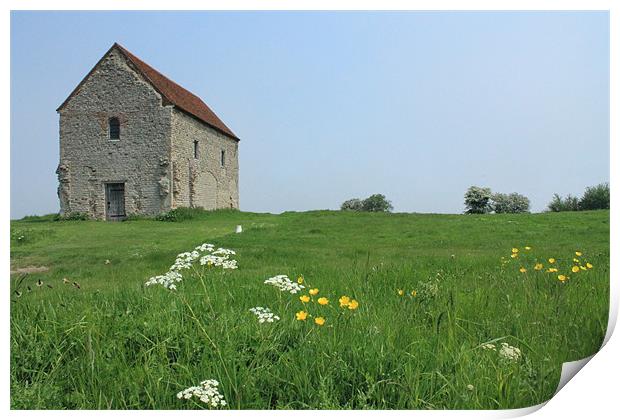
[{"x1": 105, "y1": 183, "x2": 126, "y2": 221}]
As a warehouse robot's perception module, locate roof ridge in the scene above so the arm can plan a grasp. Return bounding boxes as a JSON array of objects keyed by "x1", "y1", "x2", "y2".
[
  {"x1": 113, "y1": 43, "x2": 239, "y2": 141},
  {"x1": 58, "y1": 43, "x2": 239, "y2": 141}
]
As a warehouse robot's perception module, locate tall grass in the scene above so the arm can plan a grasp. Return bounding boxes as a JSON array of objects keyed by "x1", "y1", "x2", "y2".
[{"x1": 10, "y1": 210, "x2": 609, "y2": 409}]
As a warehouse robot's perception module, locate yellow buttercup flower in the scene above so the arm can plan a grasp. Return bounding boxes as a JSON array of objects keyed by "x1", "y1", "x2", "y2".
[
  {"x1": 571, "y1": 266, "x2": 580, "y2": 273},
  {"x1": 575, "y1": 251, "x2": 582, "y2": 257},
  {"x1": 548, "y1": 258, "x2": 556, "y2": 264},
  {"x1": 558, "y1": 275, "x2": 567, "y2": 282},
  {"x1": 511, "y1": 253, "x2": 518, "y2": 259},
  {"x1": 586, "y1": 263, "x2": 593, "y2": 269},
  {"x1": 573, "y1": 258, "x2": 580, "y2": 263},
  {"x1": 314, "y1": 317, "x2": 325, "y2": 326},
  {"x1": 546, "y1": 267, "x2": 558, "y2": 273},
  {"x1": 398, "y1": 289, "x2": 404, "y2": 296},
  {"x1": 411, "y1": 290, "x2": 417, "y2": 297},
  {"x1": 299, "y1": 295, "x2": 310, "y2": 303},
  {"x1": 534, "y1": 263, "x2": 543, "y2": 271},
  {"x1": 309, "y1": 288, "x2": 319, "y2": 296},
  {"x1": 317, "y1": 297, "x2": 329, "y2": 305},
  {"x1": 297, "y1": 276, "x2": 304, "y2": 284},
  {"x1": 348, "y1": 299, "x2": 359, "y2": 310},
  {"x1": 525, "y1": 246, "x2": 532, "y2": 250},
  {"x1": 295, "y1": 310, "x2": 308, "y2": 321},
  {"x1": 512, "y1": 248, "x2": 519, "y2": 253},
  {"x1": 339, "y1": 296, "x2": 351, "y2": 307},
  {"x1": 519, "y1": 267, "x2": 527, "y2": 273}
]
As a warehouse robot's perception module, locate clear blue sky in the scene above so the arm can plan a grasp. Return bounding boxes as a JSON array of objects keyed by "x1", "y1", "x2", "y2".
[{"x1": 10, "y1": 11, "x2": 609, "y2": 218}]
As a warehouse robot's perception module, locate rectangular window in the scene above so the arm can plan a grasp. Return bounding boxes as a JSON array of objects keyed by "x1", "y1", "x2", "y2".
[
  {"x1": 220, "y1": 150, "x2": 225, "y2": 167},
  {"x1": 193, "y1": 141, "x2": 199, "y2": 159}
]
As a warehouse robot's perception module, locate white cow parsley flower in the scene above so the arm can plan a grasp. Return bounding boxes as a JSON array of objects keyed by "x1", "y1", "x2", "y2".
[
  {"x1": 264, "y1": 275, "x2": 305, "y2": 294},
  {"x1": 499, "y1": 342, "x2": 522, "y2": 362},
  {"x1": 145, "y1": 243, "x2": 238, "y2": 289},
  {"x1": 249, "y1": 307, "x2": 280, "y2": 323},
  {"x1": 177, "y1": 379, "x2": 227, "y2": 408}
]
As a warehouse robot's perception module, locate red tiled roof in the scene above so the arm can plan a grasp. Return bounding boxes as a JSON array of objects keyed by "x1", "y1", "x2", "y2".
[{"x1": 58, "y1": 43, "x2": 239, "y2": 141}]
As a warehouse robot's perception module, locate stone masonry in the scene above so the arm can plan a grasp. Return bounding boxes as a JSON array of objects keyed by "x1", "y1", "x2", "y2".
[{"x1": 57, "y1": 43, "x2": 240, "y2": 220}]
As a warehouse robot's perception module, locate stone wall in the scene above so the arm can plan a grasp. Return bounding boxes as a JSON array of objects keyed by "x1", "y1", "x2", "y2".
[
  {"x1": 170, "y1": 108, "x2": 239, "y2": 210},
  {"x1": 57, "y1": 48, "x2": 173, "y2": 219}
]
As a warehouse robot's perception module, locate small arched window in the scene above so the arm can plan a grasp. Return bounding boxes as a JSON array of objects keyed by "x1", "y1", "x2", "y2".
[{"x1": 109, "y1": 117, "x2": 120, "y2": 140}]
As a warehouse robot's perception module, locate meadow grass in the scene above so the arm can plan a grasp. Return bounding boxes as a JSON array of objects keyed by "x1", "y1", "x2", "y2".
[{"x1": 10, "y1": 209, "x2": 609, "y2": 409}]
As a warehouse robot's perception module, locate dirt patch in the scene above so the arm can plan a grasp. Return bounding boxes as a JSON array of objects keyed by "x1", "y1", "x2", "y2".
[{"x1": 10, "y1": 266, "x2": 50, "y2": 275}]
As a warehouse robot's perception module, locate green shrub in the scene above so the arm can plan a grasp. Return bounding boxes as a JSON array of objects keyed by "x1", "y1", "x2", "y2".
[
  {"x1": 464, "y1": 186, "x2": 492, "y2": 214},
  {"x1": 155, "y1": 207, "x2": 206, "y2": 222},
  {"x1": 547, "y1": 194, "x2": 580, "y2": 212},
  {"x1": 340, "y1": 198, "x2": 364, "y2": 211},
  {"x1": 492, "y1": 193, "x2": 530, "y2": 214},
  {"x1": 340, "y1": 194, "x2": 393, "y2": 212},
  {"x1": 579, "y1": 183, "x2": 609, "y2": 210},
  {"x1": 55, "y1": 212, "x2": 90, "y2": 221},
  {"x1": 362, "y1": 194, "x2": 393, "y2": 212}
]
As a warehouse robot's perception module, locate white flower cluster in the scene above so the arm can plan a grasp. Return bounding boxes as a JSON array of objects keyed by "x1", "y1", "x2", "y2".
[
  {"x1": 481, "y1": 343, "x2": 497, "y2": 351},
  {"x1": 145, "y1": 243, "x2": 237, "y2": 289},
  {"x1": 264, "y1": 274, "x2": 305, "y2": 294},
  {"x1": 249, "y1": 307, "x2": 280, "y2": 323},
  {"x1": 177, "y1": 379, "x2": 227, "y2": 408},
  {"x1": 499, "y1": 342, "x2": 522, "y2": 362},
  {"x1": 199, "y1": 254, "x2": 238, "y2": 269}
]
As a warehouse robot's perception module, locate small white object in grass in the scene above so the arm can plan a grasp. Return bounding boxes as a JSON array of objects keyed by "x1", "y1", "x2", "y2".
[{"x1": 235, "y1": 225, "x2": 242, "y2": 233}]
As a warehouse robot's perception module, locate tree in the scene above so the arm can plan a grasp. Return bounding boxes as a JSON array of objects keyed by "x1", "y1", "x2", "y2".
[
  {"x1": 547, "y1": 193, "x2": 580, "y2": 212},
  {"x1": 340, "y1": 198, "x2": 364, "y2": 211},
  {"x1": 464, "y1": 186, "x2": 492, "y2": 214},
  {"x1": 492, "y1": 192, "x2": 530, "y2": 214},
  {"x1": 362, "y1": 194, "x2": 393, "y2": 213},
  {"x1": 579, "y1": 183, "x2": 609, "y2": 210}
]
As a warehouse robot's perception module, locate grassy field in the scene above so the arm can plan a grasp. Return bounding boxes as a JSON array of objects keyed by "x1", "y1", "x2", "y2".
[{"x1": 10, "y1": 209, "x2": 609, "y2": 409}]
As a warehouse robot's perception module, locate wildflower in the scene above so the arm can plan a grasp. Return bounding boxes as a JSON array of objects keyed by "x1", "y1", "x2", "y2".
[
  {"x1": 314, "y1": 317, "x2": 325, "y2": 326},
  {"x1": 575, "y1": 251, "x2": 582, "y2": 256},
  {"x1": 548, "y1": 258, "x2": 556, "y2": 264},
  {"x1": 558, "y1": 275, "x2": 567, "y2": 282},
  {"x1": 512, "y1": 248, "x2": 519, "y2": 253},
  {"x1": 573, "y1": 258, "x2": 580, "y2": 263},
  {"x1": 297, "y1": 276, "x2": 304, "y2": 284},
  {"x1": 499, "y1": 343, "x2": 522, "y2": 362},
  {"x1": 398, "y1": 289, "x2": 404, "y2": 296},
  {"x1": 105, "y1": 259, "x2": 111, "y2": 265},
  {"x1": 411, "y1": 290, "x2": 417, "y2": 297},
  {"x1": 348, "y1": 299, "x2": 359, "y2": 310},
  {"x1": 177, "y1": 379, "x2": 226, "y2": 408},
  {"x1": 63, "y1": 278, "x2": 70, "y2": 284},
  {"x1": 586, "y1": 263, "x2": 593, "y2": 269},
  {"x1": 309, "y1": 288, "x2": 319, "y2": 296},
  {"x1": 264, "y1": 275, "x2": 305, "y2": 294},
  {"x1": 510, "y1": 253, "x2": 518, "y2": 259},
  {"x1": 249, "y1": 307, "x2": 280, "y2": 323},
  {"x1": 467, "y1": 384, "x2": 475, "y2": 391},
  {"x1": 295, "y1": 310, "x2": 308, "y2": 321},
  {"x1": 299, "y1": 295, "x2": 310, "y2": 303},
  {"x1": 571, "y1": 266, "x2": 580, "y2": 273},
  {"x1": 339, "y1": 296, "x2": 351, "y2": 307},
  {"x1": 525, "y1": 246, "x2": 532, "y2": 251},
  {"x1": 519, "y1": 267, "x2": 527, "y2": 273},
  {"x1": 481, "y1": 343, "x2": 496, "y2": 351},
  {"x1": 534, "y1": 263, "x2": 543, "y2": 271},
  {"x1": 317, "y1": 297, "x2": 329, "y2": 305}
]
